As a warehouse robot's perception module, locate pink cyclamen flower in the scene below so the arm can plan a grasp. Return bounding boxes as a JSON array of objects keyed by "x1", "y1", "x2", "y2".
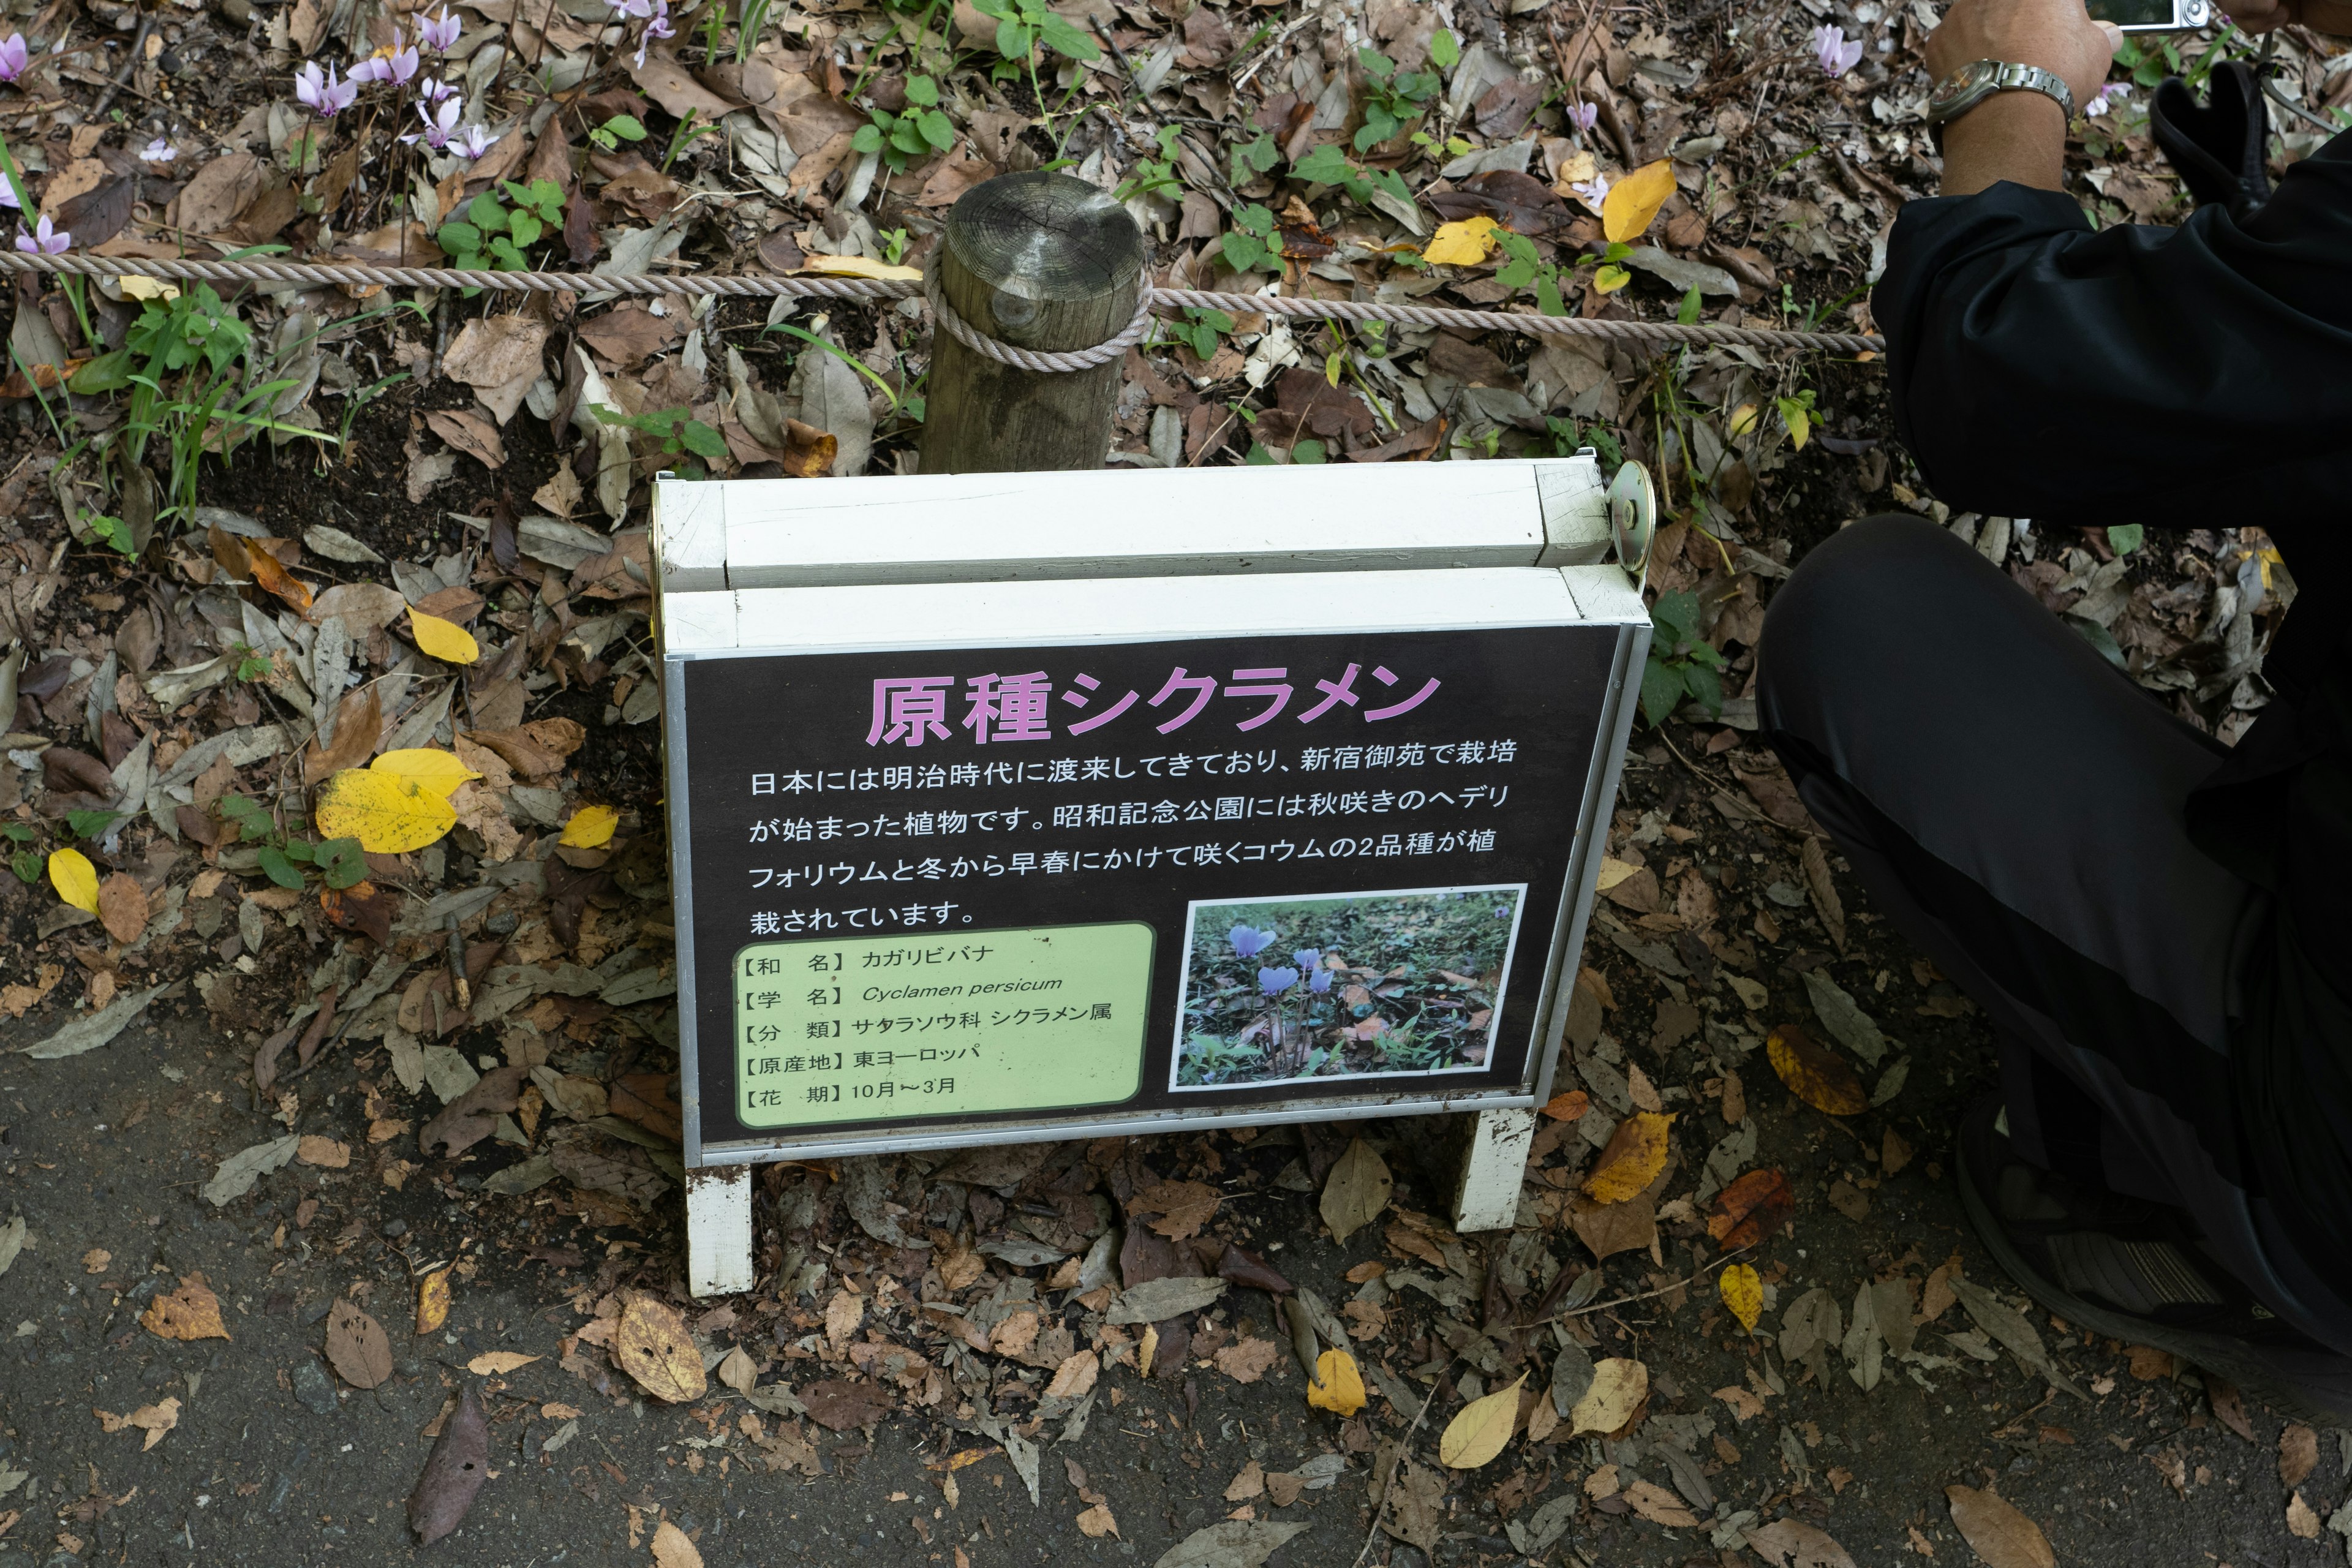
[
  {"x1": 16, "y1": 213, "x2": 69, "y2": 254},
  {"x1": 418, "y1": 8, "x2": 461, "y2": 51},
  {"x1": 295, "y1": 58, "x2": 360, "y2": 116},
  {"x1": 417, "y1": 75, "x2": 458, "y2": 105},
  {"x1": 631, "y1": 0, "x2": 674, "y2": 67},
  {"x1": 0, "y1": 180, "x2": 17, "y2": 209},
  {"x1": 2085, "y1": 83, "x2": 2117, "y2": 116},
  {"x1": 140, "y1": 137, "x2": 176, "y2": 162},
  {"x1": 350, "y1": 37, "x2": 420, "y2": 86},
  {"x1": 402, "y1": 94, "x2": 462, "y2": 148},
  {"x1": 607, "y1": 0, "x2": 651, "y2": 18},
  {"x1": 452, "y1": 123, "x2": 496, "y2": 160},
  {"x1": 0, "y1": 31, "x2": 28, "y2": 82},
  {"x1": 1812, "y1": 24, "x2": 1863, "y2": 78},
  {"x1": 1565, "y1": 100, "x2": 1598, "y2": 134},
  {"x1": 1570, "y1": 172, "x2": 1610, "y2": 209}
]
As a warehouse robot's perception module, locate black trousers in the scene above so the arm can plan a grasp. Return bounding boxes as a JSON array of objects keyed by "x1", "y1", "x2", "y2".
[{"x1": 1757, "y1": 516, "x2": 2352, "y2": 1356}]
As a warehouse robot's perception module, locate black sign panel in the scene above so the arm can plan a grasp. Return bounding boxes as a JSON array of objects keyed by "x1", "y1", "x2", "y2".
[{"x1": 676, "y1": 625, "x2": 1619, "y2": 1152}]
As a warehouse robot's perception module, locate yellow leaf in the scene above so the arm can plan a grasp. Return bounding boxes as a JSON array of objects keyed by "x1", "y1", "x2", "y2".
[
  {"x1": 797, "y1": 253, "x2": 924, "y2": 282},
  {"x1": 1729, "y1": 402, "x2": 1761, "y2": 437},
  {"x1": 1581, "y1": 1110, "x2": 1673, "y2": 1204},
  {"x1": 315, "y1": 767, "x2": 459, "y2": 853},
  {"x1": 1719, "y1": 1264, "x2": 1763, "y2": 1332},
  {"x1": 1594, "y1": 264, "x2": 1632, "y2": 293},
  {"x1": 559, "y1": 804, "x2": 619, "y2": 848},
  {"x1": 1551, "y1": 149, "x2": 1597, "y2": 195},
  {"x1": 1602, "y1": 159, "x2": 1676, "y2": 244},
  {"x1": 1595, "y1": 856, "x2": 1641, "y2": 892},
  {"x1": 48, "y1": 848, "x2": 99, "y2": 913},
  {"x1": 1570, "y1": 1357, "x2": 1648, "y2": 1435},
  {"x1": 1438, "y1": 1373, "x2": 1528, "y2": 1469},
  {"x1": 408, "y1": 608, "x2": 480, "y2": 665},
  {"x1": 1307, "y1": 1349, "x2": 1367, "y2": 1416},
  {"x1": 1785, "y1": 404, "x2": 1811, "y2": 450},
  {"x1": 1766, "y1": 1022, "x2": 1870, "y2": 1116},
  {"x1": 415, "y1": 1268, "x2": 451, "y2": 1334},
  {"x1": 616, "y1": 1295, "x2": 707, "y2": 1403},
  {"x1": 119, "y1": 275, "x2": 180, "y2": 301},
  {"x1": 371, "y1": 748, "x2": 481, "y2": 801},
  {"x1": 1423, "y1": 216, "x2": 1499, "y2": 267}
]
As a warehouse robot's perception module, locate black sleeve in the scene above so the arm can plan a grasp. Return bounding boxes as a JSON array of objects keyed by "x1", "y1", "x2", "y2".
[{"x1": 1871, "y1": 140, "x2": 2352, "y2": 530}]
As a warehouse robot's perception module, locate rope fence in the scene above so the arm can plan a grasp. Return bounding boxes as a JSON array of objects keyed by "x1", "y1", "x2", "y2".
[{"x1": 0, "y1": 249, "x2": 1887, "y2": 367}]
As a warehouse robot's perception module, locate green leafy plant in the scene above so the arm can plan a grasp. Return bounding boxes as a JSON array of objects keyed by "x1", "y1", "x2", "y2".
[
  {"x1": 1642, "y1": 589, "x2": 1725, "y2": 726},
  {"x1": 1229, "y1": 132, "x2": 1278, "y2": 187},
  {"x1": 1114, "y1": 125, "x2": 1185, "y2": 203},
  {"x1": 878, "y1": 227, "x2": 911, "y2": 266},
  {"x1": 587, "y1": 113, "x2": 648, "y2": 154},
  {"x1": 1354, "y1": 36, "x2": 1450, "y2": 151},
  {"x1": 665, "y1": 109, "x2": 720, "y2": 173},
  {"x1": 591, "y1": 404, "x2": 729, "y2": 466},
  {"x1": 969, "y1": 0, "x2": 1099, "y2": 62},
  {"x1": 1163, "y1": 305, "x2": 1235, "y2": 361},
  {"x1": 1289, "y1": 144, "x2": 1415, "y2": 214},
  {"x1": 217, "y1": 794, "x2": 368, "y2": 891},
  {"x1": 437, "y1": 179, "x2": 568, "y2": 273},
  {"x1": 82, "y1": 510, "x2": 138, "y2": 559},
  {"x1": 66, "y1": 809, "x2": 121, "y2": 841},
  {"x1": 1217, "y1": 203, "x2": 1281, "y2": 271},
  {"x1": 227, "y1": 640, "x2": 274, "y2": 683},
  {"x1": 3, "y1": 821, "x2": 38, "y2": 886},
  {"x1": 854, "y1": 74, "x2": 954, "y2": 170}
]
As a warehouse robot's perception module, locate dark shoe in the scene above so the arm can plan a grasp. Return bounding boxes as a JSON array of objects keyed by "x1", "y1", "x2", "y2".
[
  {"x1": 1954, "y1": 1093, "x2": 2352, "y2": 1426},
  {"x1": 2151, "y1": 62, "x2": 2272, "y2": 223}
]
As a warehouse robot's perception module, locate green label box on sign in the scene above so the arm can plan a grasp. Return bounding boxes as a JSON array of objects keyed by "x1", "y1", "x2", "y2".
[{"x1": 734, "y1": 925, "x2": 1153, "y2": 1128}]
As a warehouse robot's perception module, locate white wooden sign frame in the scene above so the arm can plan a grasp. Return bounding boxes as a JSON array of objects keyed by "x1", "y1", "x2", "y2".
[{"x1": 652, "y1": 458, "x2": 1656, "y2": 1295}]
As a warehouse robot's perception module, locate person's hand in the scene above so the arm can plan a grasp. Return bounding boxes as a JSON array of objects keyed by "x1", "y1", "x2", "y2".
[
  {"x1": 1923, "y1": 0, "x2": 2122, "y2": 115},
  {"x1": 2220, "y1": 0, "x2": 2352, "y2": 34}
]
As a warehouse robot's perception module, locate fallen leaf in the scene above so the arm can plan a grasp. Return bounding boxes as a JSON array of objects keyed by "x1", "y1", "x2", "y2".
[
  {"x1": 408, "y1": 1383, "x2": 489, "y2": 1545},
  {"x1": 48, "y1": 848, "x2": 99, "y2": 913},
  {"x1": 96, "y1": 873, "x2": 148, "y2": 944},
  {"x1": 1743, "y1": 1517, "x2": 1857, "y2": 1567},
  {"x1": 409, "y1": 608, "x2": 481, "y2": 665},
  {"x1": 1425, "y1": 215, "x2": 1499, "y2": 266},
  {"x1": 315, "y1": 767, "x2": 459, "y2": 853},
  {"x1": 1622, "y1": 1477, "x2": 1700, "y2": 1526},
  {"x1": 81, "y1": 1248, "x2": 110, "y2": 1275},
  {"x1": 2289, "y1": 1491, "x2": 2322, "y2": 1539},
  {"x1": 94, "y1": 1396, "x2": 179, "y2": 1451},
  {"x1": 296, "y1": 1135, "x2": 351, "y2": 1168},
  {"x1": 616, "y1": 1297, "x2": 706, "y2": 1403},
  {"x1": 797, "y1": 253, "x2": 924, "y2": 281},
  {"x1": 425, "y1": 408, "x2": 508, "y2": 470},
  {"x1": 652, "y1": 1518, "x2": 704, "y2": 1567},
  {"x1": 1307, "y1": 1348, "x2": 1366, "y2": 1415},
  {"x1": 717, "y1": 1345, "x2": 759, "y2": 1393},
  {"x1": 1134, "y1": 1179, "x2": 1221, "y2": 1240},
  {"x1": 1719, "y1": 1263, "x2": 1763, "y2": 1332},
  {"x1": 1318, "y1": 1137, "x2": 1392, "y2": 1242},
  {"x1": 325, "y1": 1300, "x2": 393, "y2": 1389},
  {"x1": 802, "y1": 1379, "x2": 893, "y2": 1431},
  {"x1": 202, "y1": 1134, "x2": 301, "y2": 1205},
  {"x1": 1766, "y1": 1023, "x2": 1868, "y2": 1115},
  {"x1": 1570, "y1": 1357, "x2": 1646, "y2": 1436},
  {"x1": 371, "y1": 748, "x2": 481, "y2": 800},
  {"x1": 1945, "y1": 1483, "x2": 2055, "y2": 1568},
  {"x1": 467, "y1": 1351, "x2": 540, "y2": 1376},
  {"x1": 1438, "y1": 1373, "x2": 1527, "y2": 1469},
  {"x1": 559, "y1": 804, "x2": 619, "y2": 849},
  {"x1": 1214, "y1": 1338, "x2": 1281, "y2": 1384},
  {"x1": 417, "y1": 1268, "x2": 453, "y2": 1333},
  {"x1": 142, "y1": 1275, "x2": 231, "y2": 1341},
  {"x1": 1602, "y1": 159, "x2": 1676, "y2": 244},
  {"x1": 1151, "y1": 1520, "x2": 1308, "y2": 1568},
  {"x1": 1046, "y1": 1351, "x2": 1099, "y2": 1400},
  {"x1": 1706, "y1": 1168, "x2": 1796, "y2": 1250},
  {"x1": 1539, "y1": 1089, "x2": 1589, "y2": 1121},
  {"x1": 243, "y1": 545, "x2": 315, "y2": 616},
  {"x1": 2280, "y1": 1423, "x2": 2318, "y2": 1487},
  {"x1": 1076, "y1": 1502, "x2": 1119, "y2": 1539},
  {"x1": 1581, "y1": 1111, "x2": 1673, "y2": 1203}
]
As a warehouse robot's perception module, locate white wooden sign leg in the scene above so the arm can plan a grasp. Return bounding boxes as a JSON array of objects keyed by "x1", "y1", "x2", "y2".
[
  {"x1": 686, "y1": 1166, "x2": 755, "y2": 1297},
  {"x1": 1452, "y1": 1107, "x2": 1537, "y2": 1232}
]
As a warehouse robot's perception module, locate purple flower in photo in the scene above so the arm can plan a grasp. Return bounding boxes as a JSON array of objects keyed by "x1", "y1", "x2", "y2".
[
  {"x1": 1811, "y1": 24, "x2": 1863, "y2": 79},
  {"x1": 606, "y1": 0, "x2": 652, "y2": 18},
  {"x1": 1257, "y1": 966, "x2": 1300, "y2": 998},
  {"x1": 295, "y1": 59, "x2": 359, "y2": 118},
  {"x1": 1229, "y1": 925, "x2": 1276, "y2": 960},
  {"x1": 402, "y1": 94, "x2": 462, "y2": 148},
  {"x1": 451, "y1": 122, "x2": 496, "y2": 160},
  {"x1": 2085, "y1": 83, "x2": 2118, "y2": 116},
  {"x1": 0, "y1": 31, "x2": 29, "y2": 83},
  {"x1": 350, "y1": 36, "x2": 420, "y2": 87},
  {"x1": 1308, "y1": 967, "x2": 1334, "y2": 995},
  {"x1": 0, "y1": 178, "x2": 17, "y2": 209},
  {"x1": 140, "y1": 137, "x2": 177, "y2": 162},
  {"x1": 418, "y1": 76, "x2": 458, "y2": 106},
  {"x1": 1292, "y1": 948, "x2": 1321, "y2": 974},
  {"x1": 16, "y1": 213, "x2": 70, "y2": 254},
  {"x1": 418, "y1": 8, "x2": 461, "y2": 51},
  {"x1": 632, "y1": 0, "x2": 674, "y2": 68},
  {"x1": 1565, "y1": 100, "x2": 1597, "y2": 135}
]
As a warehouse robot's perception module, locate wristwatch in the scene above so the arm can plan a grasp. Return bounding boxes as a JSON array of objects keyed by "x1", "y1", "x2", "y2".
[{"x1": 1923, "y1": 59, "x2": 2078, "y2": 148}]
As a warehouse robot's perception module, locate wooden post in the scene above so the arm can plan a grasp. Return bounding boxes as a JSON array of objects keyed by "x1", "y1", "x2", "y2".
[{"x1": 919, "y1": 172, "x2": 1145, "y2": 477}]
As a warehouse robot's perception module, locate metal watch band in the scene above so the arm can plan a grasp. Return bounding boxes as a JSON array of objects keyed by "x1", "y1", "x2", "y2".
[{"x1": 1924, "y1": 59, "x2": 2078, "y2": 147}]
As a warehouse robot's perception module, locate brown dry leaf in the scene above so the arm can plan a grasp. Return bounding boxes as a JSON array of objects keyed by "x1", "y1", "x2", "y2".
[
  {"x1": 1213, "y1": 1338, "x2": 1281, "y2": 1384},
  {"x1": 1133, "y1": 1180, "x2": 1220, "y2": 1240},
  {"x1": 243, "y1": 541, "x2": 315, "y2": 616},
  {"x1": 142, "y1": 1275, "x2": 231, "y2": 1341},
  {"x1": 824, "y1": 1288, "x2": 865, "y2": 1352},
  {"x1": 409, "y1": 1384, "x2": 489, "y2": 1545},
  {"x1": 325, "y1": 1300, "x2": 392, "y2": 1389},
  {"x1": 1076, "y1": 1502, "x2": 1118, "y2": 1539},
  {"x1": 616, "y1": 1296, "x2": 706, "y2": 1403},
  {"x1": 1945, "y1": 1483, "x2": 2055, "y2": 1568},
  {"x1": 1570, "y1": 1357, "x2": 1646, "y2": 1436},
  {"x1": 1567, "y1": 1189, "x2": 1656, "y2": 1262},
  {"x1": 296, "y1": 1135, "x2": 351, "y2": 1168},
  {"x1": 301, "y1": 686, "x2": 385, "y2": 785},
  {"x1": 94, "y1": 1396, "x2": 180, "y2": 1451},
  {"x1": 81, "y1": 1248, "x2": 111, "y2": 1275},
  {"x1": 467, "y1": 1351, "x2": 540, "y2": 1376},
  {"x1": 1801, "y1": 837, "x2": 1847, "y2": 953},
  {"x1": 1721, "y1": 1069, "x2": 1747, "y2": 1124},
  {"x1": 1743, "y1": 1517, "x2": 1857, "y2": 1567},
  {"x1": 1045, "y1": 1351, "x2": 1099, "y2": 1400},
  {"x1": 1539, "y1": 1089, "x2": 1589, "y2": 1121},
  {"x1": 1624, "y1": 1060, "x2": 1662, "y2": 1113},
  {"x1": 2290, "y1": 1491, "x2": 2323, "y2": 1539},
  {"x1": 1766, "y1": 1023, "x2": 1868, "y2": 1115},
  {"x1": 1225, "y1": 1460, "x2": 1267, "y2": 1501},
  {"x1": 2280, "y1": 1423, "x2": 2319, "y2": 1487},
  {"x1": 1622, "y1": 1477, "x2": 1700, "y2": 1527},
  {"x1": 425, "y1": 408, "x2": 508, "y2": 470},
  {"x1": 1713, "y1": 1385, "x2": 1765, "y2": 1422},
  {"x1": 716, "y1": 1345, "x2": 759, "y2": 1393},
  {"x1": 1707, "y1": 1167, "x2": 1796, "y2": 1250},
  {"x1": 1319, "y1": 1137, "x2": 1392, "y2": 1242},
  {"x1": 96, "y1": 873, "x2": 148, "y2": 944},
  {"x1": 417, "y1": 1268, "x2": 453, "y2": 1334},
  {"x1": 1882, "y1": 1125, "x2": 1913, "y2": 1174},
  {"x1": 651, "y1": 1519, "x2": 704, "y2": 1567},
  {"x1": 1581, "y1": 1111, "x2": 1673, "y2": 1203}
]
